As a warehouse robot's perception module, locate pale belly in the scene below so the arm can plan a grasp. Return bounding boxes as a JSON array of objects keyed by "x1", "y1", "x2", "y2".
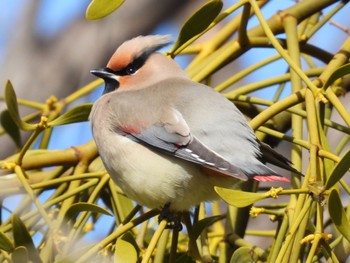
[{"x1": 95, "y1": 133, "x2": 238, "y2": 211}]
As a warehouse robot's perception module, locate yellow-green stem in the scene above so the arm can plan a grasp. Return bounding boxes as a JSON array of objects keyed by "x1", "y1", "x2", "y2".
[
  {"x1": 14, "y1": 165, "x2": 55, "y2": 230},
  {"x1": 275, "y1": 196, "x2": 313, "y2": 262},
  {"x1": 153, "y1": 229, "x2": 170, "y2": 263},
  {"x1": 305, "y1": 203, "x2": 324, "y2": 263},
  {"x1": 0, "y1": 179, "x2": 99, "y2": 233},
  {"x1": 248, "y1": 0, "x2": 324, "y2": 101},
  {"x1": 17, "y1": 127, "x2": 44, "y2": 166},
  {"x1": 215, "y1": 54, "x2": 282, "y2": 92},
  {"x1": 335, "y1": 135, "x2": 350, "y2": 155},
  {"x1": 340, "y1": 179, "x2": 350, "y2": 195},
  {"x1": 64, "y1": 79, "x2": 103, "y2": 104},
  {"x1": 267, "y1": 213, "x2": 289, "y2": 262},
  {"x1": 286, "y1": 89, "x2": 321, "y2": 261},
  {"x1": 304, "y1": 1, "x2": 346, "y2": 40},
  {"x1": 226, "y1": 233, "x2": 267, "y2": 259},
  {"x1": 68, "y1": 174, "x2": 110, "y2": 243},
  {"x1": 249, "y1": 89, "x2": 305, "y2": 130},
  {"x1": 56, "y1": 143, "x2": 97, "y2": 227},
  {"x1": 283, "y1": 13, "x2": 304, "y2": 190},
  {"x1": 141, "y1": 219, "x2": 167, "y2": 263},
  {"x1": 225, "y1": 67, "x2": 323, "y2": 98},
  {"x1": 16, "y1": 99, "x2": 44, "y2": 110},
  {"x1": 245, "y1": 230, "x2": 276, "y2": 237},
  {"x1": 77, "y1": 209, "x2": 160, "y2": 263},
  {"x1": 186, "y1": 0, "x2": 260, "y2": 70},
  {"x1": 237, "y1": 3, "x2": 250, "y2": 48},
  {"x1": 325, "y1": 88, "x2": 350, "y2": 127},
  {"x1": 258, "y1": 126, "x2": 310, "y2": 149}
]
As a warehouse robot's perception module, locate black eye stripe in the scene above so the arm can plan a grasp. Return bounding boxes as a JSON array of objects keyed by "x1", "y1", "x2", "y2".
[
  {"x1": 123, "y1": 52, "x2": 148, "y2": 75},
  {"x1": 104, "y1": 52, "x2": 148, "y2": 76},
  {"x1": 106, "y1": 42, "x2": 168, "y2": 77}
]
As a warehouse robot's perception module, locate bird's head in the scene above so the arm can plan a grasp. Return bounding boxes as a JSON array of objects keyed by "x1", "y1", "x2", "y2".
[{"x1": 91, "y1": 35, "x2": 188, "y2": 94}]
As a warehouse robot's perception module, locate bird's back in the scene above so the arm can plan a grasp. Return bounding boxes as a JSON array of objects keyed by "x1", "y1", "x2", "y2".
[{"x1": 138, "y1": 77, "x2": 275, "y2": 176}]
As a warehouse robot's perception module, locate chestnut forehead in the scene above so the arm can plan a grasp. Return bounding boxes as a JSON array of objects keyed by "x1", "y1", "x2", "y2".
[
  {"x1": 105, "y1": 35, "x2": 170, "y2": 71},
  {"x1": 107, "y1": 47, "x2": 136, "y2": 71}
]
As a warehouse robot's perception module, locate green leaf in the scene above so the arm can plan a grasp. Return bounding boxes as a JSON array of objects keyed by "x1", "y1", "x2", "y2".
[
  {"x1": 65, "y1": 202, "x2": 112, "y2": 222},
  {"x1": 169, "y1": 0, "x2": 223, "y2": 56},
  {"x1": 215, "y1": 187, "x2": 266, "y2": 208},
  {"x1": 48, "y1": 103, "x2": 92, "y2": 127},
  {"x1": 4, "y1": 80, "x2": 36, "y2": 131},
  {"x1": 11, "y1": 214, "x2": 42, "y2": 263},
  {"x1": 12, "y1": 246, "x2": 28, "y2": 263},
  {"x1": 328, "y1": 189, "x2": 350, "y2": 243},
  {"x1": 230, "y1": 247, "x2": 258, "y2": 263},
  {"x1": 1, "y1": 110, "x2": 22, "y2": 148},
  {"x1": 319, "y1": 239, "x2": 339, "y2": 263},
  {"x1": 323, "y1": 63, "x2": 350, "y2": 90},
  {"x1": 115, "y1": 233, "x2": 139, "y2": 263},
  {"x1": 192, "y1": 215, "x2": 225, "y2": 241},
  {"x1": 86, "y1": 0, "x2": 125, "y2": 20},
  {"x1": 325, "y1": 148, "x2": 350, "y2": 190},
  {"x1": 0, "y1": 230, "x2": 14, "y2": 252}
]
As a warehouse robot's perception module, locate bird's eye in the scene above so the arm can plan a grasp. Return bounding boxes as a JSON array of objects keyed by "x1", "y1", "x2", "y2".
[{"x1": 126, "y1": 65, "x2": 137, "y2": 75}]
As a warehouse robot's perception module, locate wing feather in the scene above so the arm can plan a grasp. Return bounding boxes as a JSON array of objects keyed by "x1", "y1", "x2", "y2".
[{"x1": 123, "y1": 123, "x2": 248, "y2": 181}]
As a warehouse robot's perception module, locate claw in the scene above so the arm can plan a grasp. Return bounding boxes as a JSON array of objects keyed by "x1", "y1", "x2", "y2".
[{"x1": 158, "y1": 203, "x2": 183, "y2": 231}]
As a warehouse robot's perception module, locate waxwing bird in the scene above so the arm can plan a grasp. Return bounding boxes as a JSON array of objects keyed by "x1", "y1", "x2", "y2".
[{"x1": 89, "y1": 35, "x2": 300, "y2": 214}]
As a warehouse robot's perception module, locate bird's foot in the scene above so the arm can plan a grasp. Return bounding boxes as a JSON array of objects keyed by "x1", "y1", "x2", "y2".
[{"x1": 158, "y1": 203, "x2": 183, "y2": 231}]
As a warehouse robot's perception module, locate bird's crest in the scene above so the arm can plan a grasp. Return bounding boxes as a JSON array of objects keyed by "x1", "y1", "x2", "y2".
[{"x1": 107, "y1": 35, "x2": 171, "y2": 72}]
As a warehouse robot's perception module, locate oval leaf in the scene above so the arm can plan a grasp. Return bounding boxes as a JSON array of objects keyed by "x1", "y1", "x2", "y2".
[
  {"x1": 4, "y1": 81, "x2": 36, "y2": 131},
  {"x1": 319, "y1": 239, "x2": 338, "y2": 262},
  {"x1": 48, "y1": 103, "x2": 92, "y2": 127},
  {"x1": 1, "y1": 110, "x2": 22, "y2": 148},
  {"x1": 230, "y1": 247, "x2": 258, "y2": 263},
  {"x1": 0, "y1": 231, "x2": 14, "y2": 252},
  {"x1": 215, "y1": 187, "x2": 266, "y2": 208},
  {"x1": 323, "y1": 63, "x2": 350, "y2": 90},
  {"x1": 65, "y1": 202, "x2": 112, "y2": 222},
  {"x1": 115, "y1": 233, "x2": 139, "y2": 263},
  {"x1": 325, "y1": 148, "x2": 350, "y2": 190},
  {"x1": 11, "y1": 214, "x2": 42, "y2": 263},
  {"x1": 192, "y1": 215, "x2": 225, "y2": 241},
  {"x1": 169, "y1": 0, "x2": 223, "y2": 55},
  {"x1": 86, "y1": 0, "x2": 125, "y2": 20},
  {"x1": 328, "y1": 189, "x2": 350, "y2": 243}
]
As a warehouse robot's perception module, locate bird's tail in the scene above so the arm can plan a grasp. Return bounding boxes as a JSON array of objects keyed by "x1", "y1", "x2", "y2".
[{"x1": 258, "y1": 141, "x2": 303, "y2": 177}]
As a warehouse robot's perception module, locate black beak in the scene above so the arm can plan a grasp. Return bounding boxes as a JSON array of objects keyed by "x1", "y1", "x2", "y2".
[
  {"x1": 90, "y1": 67, "x2": 112, "y2": 78},
  {"x1": 90, "y1": 68, "x2": 120, "y2": 94}
]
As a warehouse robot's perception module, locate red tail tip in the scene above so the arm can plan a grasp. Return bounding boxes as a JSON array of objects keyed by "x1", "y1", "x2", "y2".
[{"x1": 253, "y1": 175, "x2": 290, "y2": 183}]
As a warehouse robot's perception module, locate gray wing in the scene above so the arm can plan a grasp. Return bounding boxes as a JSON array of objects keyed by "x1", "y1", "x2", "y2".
[
  {"x1": 173, "y1": 80, "x2": 299, "y2": 178},
  {"x1": 120, "y1": 109, "x2": 248, "y2": 181},
  {"x1": 169, "y1": 80, "x2": 278, "y2": 176}
]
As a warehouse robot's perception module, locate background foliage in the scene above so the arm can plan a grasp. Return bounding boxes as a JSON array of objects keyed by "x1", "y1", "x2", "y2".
[{"x1": 1, "y1": 0, "x2": 350, "y2": 262}]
